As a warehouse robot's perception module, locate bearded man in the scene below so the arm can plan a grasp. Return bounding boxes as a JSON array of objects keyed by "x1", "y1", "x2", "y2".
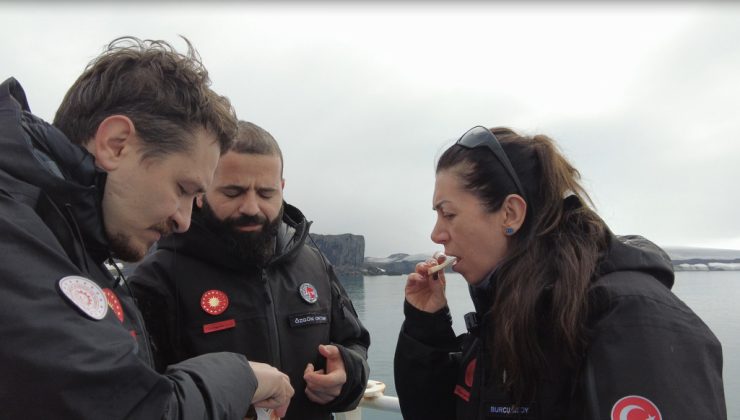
[{"x1": 130, "y1": 121, "x2": 370, "y2": 420}]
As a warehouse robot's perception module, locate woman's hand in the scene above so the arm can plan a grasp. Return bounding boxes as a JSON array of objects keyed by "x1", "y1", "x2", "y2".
[{"x1": 404, "y1": 255, "x2": 448, "y2": 313}]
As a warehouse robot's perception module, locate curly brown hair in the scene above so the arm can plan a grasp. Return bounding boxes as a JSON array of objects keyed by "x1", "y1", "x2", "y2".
[{"x1": 54, "y1": 36, "x2": 237, "y2": 161}]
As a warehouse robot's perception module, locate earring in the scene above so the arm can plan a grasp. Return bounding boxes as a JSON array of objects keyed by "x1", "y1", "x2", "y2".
[{"x1": 505, "y1": 227, "x2": 515, "y2": 236}]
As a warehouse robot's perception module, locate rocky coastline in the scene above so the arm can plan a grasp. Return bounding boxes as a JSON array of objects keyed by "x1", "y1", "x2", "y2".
[{"x1": 309, "y1": 234, "x2": 740, "y2": 276}]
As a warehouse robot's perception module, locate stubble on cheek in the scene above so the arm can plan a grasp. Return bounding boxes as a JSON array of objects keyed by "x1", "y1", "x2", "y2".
[{"x1": 108, "y1": 231, "x2": 147, "y2": 262}]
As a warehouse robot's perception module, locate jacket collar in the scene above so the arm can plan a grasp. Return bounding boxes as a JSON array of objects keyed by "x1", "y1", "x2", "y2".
[
  {"x1": 470, "y1": 270, "x2": 496, "y2": 316},
  {"x1": 156, "y1": 201, "x2": 311, "y2": 271},
  {"x1": 0, "y1": 78, "x2": 110, "y2": 264}
]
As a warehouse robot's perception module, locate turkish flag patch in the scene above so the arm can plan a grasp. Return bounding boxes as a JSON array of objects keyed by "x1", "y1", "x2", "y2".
[{"x1": 611, "y1": 395, "x2": 661, "y2": 420}]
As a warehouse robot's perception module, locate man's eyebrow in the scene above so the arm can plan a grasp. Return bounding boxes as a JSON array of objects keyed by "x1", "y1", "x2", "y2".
[{"x1": 220, "y1": 184, "x2": 245, "y2": 192}]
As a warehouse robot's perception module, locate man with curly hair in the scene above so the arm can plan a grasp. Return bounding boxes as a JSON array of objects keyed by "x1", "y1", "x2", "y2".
[{"x1": 0, "y1": 37, "x2": 293, "y2": 419}]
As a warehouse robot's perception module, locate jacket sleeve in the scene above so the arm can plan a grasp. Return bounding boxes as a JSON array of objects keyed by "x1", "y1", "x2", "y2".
[
  {"x1": 161, "y1": 352, "x2": 258, "y2": 420},
  {"x1": 128, "y1": 254, "x2": 179, "y2": 372},
  {"x1": 394, "y1": 300, "x2": 460, "y2": 420},
  {"x1": 324, "y1": 266, "x2": 371, "y2": 412},
  {"x1": 0, "y1": 193, "x2": 256, "y2": 420},
  {"x1": 579, "y1": 273, "x2": 727, "y2": 419}
]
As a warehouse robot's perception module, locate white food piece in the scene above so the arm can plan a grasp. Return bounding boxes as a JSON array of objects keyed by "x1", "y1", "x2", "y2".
[{"x1": 428, "y1": 256, "x2": 458, "y2": 274}]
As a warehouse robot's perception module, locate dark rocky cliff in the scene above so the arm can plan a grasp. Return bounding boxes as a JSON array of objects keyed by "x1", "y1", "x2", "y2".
[{"x1": 309, "y1": 233, "x2": 366, "y2": 275}]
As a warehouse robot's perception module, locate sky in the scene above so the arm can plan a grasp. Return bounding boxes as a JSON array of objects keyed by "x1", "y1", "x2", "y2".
[{"x1": 3, "y1": 2, "x2": 740, "y2": 257}]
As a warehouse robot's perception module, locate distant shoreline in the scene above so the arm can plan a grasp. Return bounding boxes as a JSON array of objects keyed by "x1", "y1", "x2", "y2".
[
  {"x1": 337, "y1": 262, "x2": 740, "y2": 277},
  {"x1": 673, "y1": 262, "x2": 740, "y2": 272},
  {"x1": 352, "y1": 255, "x2": 740, "y2": 276},
  {"x1": 308, "y1": 234, "x2": 740, "y2": 275}
]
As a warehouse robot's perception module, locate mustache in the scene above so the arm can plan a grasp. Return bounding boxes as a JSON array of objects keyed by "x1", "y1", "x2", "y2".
[
  {"x1": 229, "y1": 214, "x2": 268, "y2": 227},
  {"x1": 150, "y1": 221, "x2": 174, "y2": 237}
]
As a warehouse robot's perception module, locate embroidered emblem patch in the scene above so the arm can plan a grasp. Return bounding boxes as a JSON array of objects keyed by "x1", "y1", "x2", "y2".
[
  {"x1": 200, "y1": 289, "x2": 229, "y2": 315},
  {"x1": 299, "y1": 283, "x2": 318, "y2": 304},
  {"x1": 103, "y1": 288, "x2": 124, "y2": 322},
  {"x1": 58, "y1": 276, "x2": 108, "y2": 321},
  {"x1": 611, "y1": 395, "x2": 661, "y2": 420}
]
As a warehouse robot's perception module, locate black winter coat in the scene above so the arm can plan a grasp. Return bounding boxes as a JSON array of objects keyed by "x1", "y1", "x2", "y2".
[
  {"x1": 395, "y1": 233, "x2": 727, "y2": 420},
  {"x1": 0, "y1": 77, "x2": 258, "y2": 419},
  {"x1": 129, "y1": 204, "x2": 371, "y2": 420}
]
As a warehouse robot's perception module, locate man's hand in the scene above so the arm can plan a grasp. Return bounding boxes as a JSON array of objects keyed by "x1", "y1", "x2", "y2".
[
  {"x1": 303, "y1": 344, "x2": 347, "y2": 404},
  {"x1": 249, "y1": 361, "x2": 294, "y2": 417}
]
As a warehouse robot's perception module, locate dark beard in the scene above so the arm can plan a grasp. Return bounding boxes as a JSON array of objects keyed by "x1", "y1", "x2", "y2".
[
  {"x1": 109, "y1": 221, "x2": 173, "y2": 262},
  {"x1": 199, "y1": 198, "x2": 283, "y2": 266},
  {"x1": 108, "y1": 232, "x2": 144, "y2": 262}
]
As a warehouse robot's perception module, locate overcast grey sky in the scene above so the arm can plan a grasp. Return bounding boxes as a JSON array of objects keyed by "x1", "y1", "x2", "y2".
[{"x1": 4, "y1": 2, "x2": 739, "y2": 257}]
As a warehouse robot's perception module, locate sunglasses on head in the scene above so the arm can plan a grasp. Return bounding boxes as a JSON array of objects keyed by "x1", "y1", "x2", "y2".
[{"x1": 455, "y1": 126, "x2": 527, "y2": 201}]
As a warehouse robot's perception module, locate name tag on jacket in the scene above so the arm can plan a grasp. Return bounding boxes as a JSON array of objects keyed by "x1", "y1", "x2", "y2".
[{"x1": 288, "y1": 312, "x2": 329, "y2": 328}]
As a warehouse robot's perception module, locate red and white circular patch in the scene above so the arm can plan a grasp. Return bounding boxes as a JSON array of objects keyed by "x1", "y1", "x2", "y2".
[
  {"x1": 103, "y1": 288, "x2": 124, "y2": 322},
  {"x1": 200, "y1": 289, "x2": 229, "y2": 315},
  {"x1": 299, "y1": 283, "x2": 318, "y2": 304},
  {"x1": 611, "y1": 395, "x2": 661, "y2": 420},
  {"x1": 58, "y1": 276, "x2": 108, "y2": 321}
]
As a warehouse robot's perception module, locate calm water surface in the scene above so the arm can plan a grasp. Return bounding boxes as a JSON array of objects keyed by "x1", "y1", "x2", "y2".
[{"x1": 341, "y1": 271, "x2": 739, "y2": 420}]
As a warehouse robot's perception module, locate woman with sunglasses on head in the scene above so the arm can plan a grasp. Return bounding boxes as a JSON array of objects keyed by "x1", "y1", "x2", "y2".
[{"x1": 394, "y1": 126, "x2": 726, "y2": 420}]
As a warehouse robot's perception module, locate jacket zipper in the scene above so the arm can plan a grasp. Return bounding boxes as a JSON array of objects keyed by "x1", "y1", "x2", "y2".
[
  {"x1": 263, "y1": 269, "x2": 282, "y2": 369},
  {"x1": 127, "y1": 285, "x2": 156, "y2": 365}
]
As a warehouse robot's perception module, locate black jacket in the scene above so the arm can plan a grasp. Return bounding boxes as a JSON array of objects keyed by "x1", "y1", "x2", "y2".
[
  {"x1": 0, "y1": 77, "x2": 257, "y2": 419},
  {"x1": 129, "y1": 204, "x2": 371, "y2": 420},
  {"x1": 395, "y1": 233, "x2": 727, "y2": 419}
]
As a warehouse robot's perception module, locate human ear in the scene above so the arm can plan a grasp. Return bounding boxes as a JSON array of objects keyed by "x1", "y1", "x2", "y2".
[
  {"x1": 502, "y1": 194, "x2": 527, "y2": 235},
  {"x1": 88, "y1": 115, "x2": 136, "y2": 171}
]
